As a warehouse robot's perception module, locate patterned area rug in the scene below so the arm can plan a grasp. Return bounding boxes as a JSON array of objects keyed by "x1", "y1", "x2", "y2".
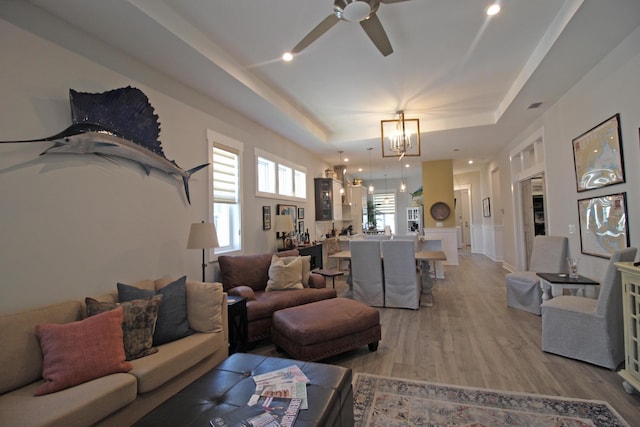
[{"x1": 353, "y1": 373, "x2": 629, "y2": 427}]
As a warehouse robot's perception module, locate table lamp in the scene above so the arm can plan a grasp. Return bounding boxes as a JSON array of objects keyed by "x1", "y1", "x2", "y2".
[
  {"x1": 187, "y1": 221, "x2": 219, "y2": 282},
  {"x1": 274, "y1": 215, "x2": 294, "y2": 249}
]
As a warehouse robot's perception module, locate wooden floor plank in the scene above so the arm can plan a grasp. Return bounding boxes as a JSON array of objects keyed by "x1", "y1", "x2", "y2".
[{"x1": 251, "y1": 248, "x2": 640, "y2": 424}]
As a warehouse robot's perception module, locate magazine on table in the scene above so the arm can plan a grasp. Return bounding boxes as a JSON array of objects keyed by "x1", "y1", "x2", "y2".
[
  {"x1": 209, "y1": 404, "x2": 278, "y2": 427},
  {"x1": 252, "y1": 365, "x2": 309, "y2": 385},
  {"x1": 248, "y1": 396, "x2": 302, "y2": 427},
  {"x1": 209, "y1": 396, "x2": 302, "y2": 427},
  {"x1": 252, "y1": 365, "x2": 309, "y2": 409}
]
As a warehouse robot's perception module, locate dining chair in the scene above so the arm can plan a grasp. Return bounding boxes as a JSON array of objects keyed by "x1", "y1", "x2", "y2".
[
  {"x1": 392, "y1": 233, "x2": 420, "y2": 252},
  {"x1": 541, "y1": 247, "x2": 637, "y2": 369},
  {"x1": 506, "y1": 235, "x2": 568, "y2": 315},
  {"x1": 350, "y1": 240, "x2": 384, "y2": 307},
  {"x1": 381, "y1": 240, "x2": 421, "y2": 309},
  {"x1": 365, "y1": 234, "x2": 391, "y2": 241}
]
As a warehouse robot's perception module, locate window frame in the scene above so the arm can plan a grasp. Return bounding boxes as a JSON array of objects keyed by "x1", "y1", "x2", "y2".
[
  {"x1": 208, "y1": 129, "x2": 244, "y2": 260},
  {"x1": 255, "y1": 148, "x2": 307, "y2": 202}
]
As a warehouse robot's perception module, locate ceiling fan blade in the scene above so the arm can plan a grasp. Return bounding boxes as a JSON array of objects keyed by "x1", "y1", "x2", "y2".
[
  {"x1": 360, "y1": 14, "x2": 393, "y2": 56},
  {"x1": 291, "y1": 14, "x2": 340, "y2": 54}
]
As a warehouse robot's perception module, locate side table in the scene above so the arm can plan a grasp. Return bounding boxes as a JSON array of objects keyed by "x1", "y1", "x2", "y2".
[
  {"x1": 227, "y1": 296, "x2": 248, "y2": 354},
  {"x1": 312, "y1": 268, "x2": 344, "y2": 289},
  {"x1": 536, "y1": 272, "x2": 599, "y2": 301}
]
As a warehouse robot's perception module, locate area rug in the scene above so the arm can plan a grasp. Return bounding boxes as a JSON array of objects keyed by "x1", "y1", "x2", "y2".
[{"x1": 353, "y1": 373, "x2": 629, "y2": 427}]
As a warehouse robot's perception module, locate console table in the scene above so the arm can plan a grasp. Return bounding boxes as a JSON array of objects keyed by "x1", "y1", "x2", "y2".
[{"x1": 279, "y1": 243, "x2": 323, "y2": 270}]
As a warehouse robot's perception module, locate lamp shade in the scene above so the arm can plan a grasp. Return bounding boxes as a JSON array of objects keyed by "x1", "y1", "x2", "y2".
[
  {"x1": 187, "y1": 222, "x2": 219, "y2": 249},
  {"x1": 273, "y1": 215, "x2": 294, "y2": 233}
]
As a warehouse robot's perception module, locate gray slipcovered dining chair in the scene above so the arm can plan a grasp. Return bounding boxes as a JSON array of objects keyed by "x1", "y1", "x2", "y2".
[
  {"x1": 350, "y1": 240, "x2": 384, "y2": 307},
  {"x1": 506, "y1": 235, "x2": 568, "y2": 315},
  {"x1": 541, "y1": 247, "x2": 637, "y2": 369},
  {"x1": 381, "y1": 240, "x2": 421, "y2": 309}
]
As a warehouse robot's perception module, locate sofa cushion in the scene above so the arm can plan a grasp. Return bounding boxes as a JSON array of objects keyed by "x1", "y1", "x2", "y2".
[
  {"x1": 85, "y1": 295, "x2": 162, "y2": 360},
  {"x1": 246, "y1": 288, "x2": 338, "y2": 322},
  {"x1": 0, "y1": 373, "x2": 136, "y2": 427},
  {"x1": 35, "y1": 307, "x2": 132, "y2": 395},
  {"x1": 185, "y1": 281, "x2": 224, "y2": 333},
  {"x1": 218, "y1": 250, "x2": 300, "y2": 292},
  {"x1": 118, "y1": 276, "x2": 191, "y2": 345},
  {"x1": 266, "y1": 255, "x2": 304, "y2": 291},
  {"x1": 128, "y1": 332, "x2": 225, "y2": 393},
  {"x1": 0, "y1": 300, "x2": 83, "y2": 395}
]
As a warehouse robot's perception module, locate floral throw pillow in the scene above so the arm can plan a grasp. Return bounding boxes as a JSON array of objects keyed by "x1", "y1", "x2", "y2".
[{"x1": 85, "y1": 295, "x2": 162, "y2": 360}]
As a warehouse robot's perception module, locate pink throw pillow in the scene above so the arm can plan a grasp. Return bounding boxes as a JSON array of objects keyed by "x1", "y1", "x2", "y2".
[{"x1": 35, "y1": 307, "x2": 132, "y2": 395}]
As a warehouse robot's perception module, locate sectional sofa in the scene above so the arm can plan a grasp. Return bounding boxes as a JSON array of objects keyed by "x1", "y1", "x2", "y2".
[{"x1": 0, "y1": 277, "x2": 229, "y2": 427}]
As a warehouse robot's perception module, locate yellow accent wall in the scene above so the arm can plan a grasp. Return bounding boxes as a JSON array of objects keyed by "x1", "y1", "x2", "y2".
[{"x1": 422, "y1": 160, "x2": 456, "y2": 228}]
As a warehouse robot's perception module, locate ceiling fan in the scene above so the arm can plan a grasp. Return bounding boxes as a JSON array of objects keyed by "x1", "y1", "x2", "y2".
[{"x1": 290, "y1": 0, "x2": 411, "y2": 57}]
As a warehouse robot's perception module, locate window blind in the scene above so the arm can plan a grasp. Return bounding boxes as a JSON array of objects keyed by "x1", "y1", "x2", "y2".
[
  {"x1": 213, "y1": 146, "x2": 238, "y2": 204},
  {"x1": 373, "y1": 193, "x2": 395, "y2": 214}
]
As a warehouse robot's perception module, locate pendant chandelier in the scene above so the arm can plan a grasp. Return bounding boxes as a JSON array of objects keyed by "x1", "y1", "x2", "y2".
[
  {"x1": 367, "y1": 147, "x2": 374, "y2": 194},
  {"x1": 380, "y1": 111, "x2": 421, "y2": 159}
]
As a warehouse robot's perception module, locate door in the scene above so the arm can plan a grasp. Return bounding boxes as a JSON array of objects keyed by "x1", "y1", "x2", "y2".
[{"x1": 454, "y1": 189, "x2": 471, "y2": 246}]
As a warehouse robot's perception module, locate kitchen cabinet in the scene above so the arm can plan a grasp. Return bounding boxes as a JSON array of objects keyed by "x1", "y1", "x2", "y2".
[{"x1": 314, "y1": 178, "x2": 342, "y2": 221}]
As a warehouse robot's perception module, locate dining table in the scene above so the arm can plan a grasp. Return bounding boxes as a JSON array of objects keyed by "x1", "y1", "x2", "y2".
[{"x1": 329, "y1": 249, "x2": 447, "y2": 306}]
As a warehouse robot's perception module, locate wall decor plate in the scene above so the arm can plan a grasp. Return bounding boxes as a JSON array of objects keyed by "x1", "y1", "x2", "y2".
[{"x1": 430, "y1": 202, "x2": 450, "y2": 220}]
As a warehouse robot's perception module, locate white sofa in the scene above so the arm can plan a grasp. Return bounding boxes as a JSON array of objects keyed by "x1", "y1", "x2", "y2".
[{"x1": 0, "y1": 277, "x2": 229, "y2": 427}]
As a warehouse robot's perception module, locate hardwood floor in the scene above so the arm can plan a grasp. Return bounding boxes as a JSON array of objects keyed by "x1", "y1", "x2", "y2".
[{"x1": 251, "y1": 249, "x2": 640, "y2": 424}]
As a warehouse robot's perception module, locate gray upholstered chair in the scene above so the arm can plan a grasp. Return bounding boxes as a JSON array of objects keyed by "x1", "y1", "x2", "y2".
[
  {"x1": 381, "y1": 240, "x2": 421, "y2": 309},
  {"x1": 392, "y1": 233, "x2": 420, "y2": 251},
  {"x1": 541, "y1": 247, "x2": 637, "y2": 369},
  {"x1": 350, "y1": 240, "x2": 384, "y2": 307},
  {"x1": 506, "y1": 235, "x2": 568, "y2": 315}
]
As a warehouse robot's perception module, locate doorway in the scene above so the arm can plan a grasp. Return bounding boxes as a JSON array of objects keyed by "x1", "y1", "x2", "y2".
[
  {"x1": 454, "y1": 187, "x2": 471, "y2": 248},
  {"x1": 520, "y1": 175, "x2": 546, "y2": 268}
]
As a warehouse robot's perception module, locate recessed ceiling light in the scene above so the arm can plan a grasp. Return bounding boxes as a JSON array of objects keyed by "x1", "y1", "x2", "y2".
[
  {"x1": 487, "y1": 4, "x2": 500, "y2": 16},
  {"x1": 282, "y1": 52, "x2": 293, "y2": 62},
  {"x1": 468, "y1": 160, "x2": 474, "y2": 164},
  {"x1": 344, "y1": 157, "x2": 349, "y2": 162},
  {"x1": 358, "y1": 167, "x2": 363, "y2": 172},
  {"x1": 405, "y1": 164, "x2": 410, "y2": 168}
]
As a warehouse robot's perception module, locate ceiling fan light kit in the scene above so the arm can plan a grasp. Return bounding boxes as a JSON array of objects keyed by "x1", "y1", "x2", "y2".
[{"x1": 289, "y1": 0, "x2": 411, "y2": 57}]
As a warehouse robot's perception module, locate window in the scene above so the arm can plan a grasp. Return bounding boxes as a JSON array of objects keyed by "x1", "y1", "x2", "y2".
[
  {"x1": 209, "y1": 130, "x2": 243, "y2": 256},
  {"x1": 278, "y1": 164, "x2": 293, "y2": 196},
  {"x1": 255, "y1": 148, "x2": 307, "y2": 201},
  {"x1": 373, "y1": 192, "x2": 396, "y2": 234},
  {"x1": 257, "y1": 157, "x2": 275, "y2": 193}
]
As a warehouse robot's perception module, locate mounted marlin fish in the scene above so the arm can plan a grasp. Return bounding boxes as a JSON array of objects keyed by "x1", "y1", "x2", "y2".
[{"x1": 0, "y1": 86, "x2": 208, "y2": 204}]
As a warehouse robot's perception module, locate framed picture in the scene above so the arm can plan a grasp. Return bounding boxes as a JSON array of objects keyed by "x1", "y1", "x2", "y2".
[
  {"x1": 277, "y1": 204, "x2": 297, "y2": 237},
  {"x1": 262, "y1": 206, "x2": 271, "y2": 230},
  {"x1": 297, "y1": 207, "x2": 305, "y2": 220},
  {"x1": 572, "y1": 114, "x2": 625, "y2": 192},
  {"x1": 482, "y1": 198, "x2": 491, "y2": 217},
  {"x1": 577, "y1": 192, "x2": 629, "y2": 258},
  {"x1": 298, "y1": 221, "x2": 304, "y2": 234}
]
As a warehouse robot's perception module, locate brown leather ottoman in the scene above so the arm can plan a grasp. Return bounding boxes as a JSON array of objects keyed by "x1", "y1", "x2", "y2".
[
  {"x1": 271, "y1": 297, "x2": 381, "y2": 361},
  {"x1": 133, "y1": 353, "x2": 353, "y2": 427}
]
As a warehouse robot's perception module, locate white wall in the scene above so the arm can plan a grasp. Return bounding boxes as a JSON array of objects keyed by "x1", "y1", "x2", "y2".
[
  {"x1": 0, "y1": 13, "x2": 330, "y2": 313},
  {"x1": 497, "y1": 25, "x2": 640, "y2": 277}
]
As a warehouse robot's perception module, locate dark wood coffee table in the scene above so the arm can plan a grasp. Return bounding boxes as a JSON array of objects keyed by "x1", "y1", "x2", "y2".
[{"x1": 537, "y1": 272, "x2": 599, "y2": 301}]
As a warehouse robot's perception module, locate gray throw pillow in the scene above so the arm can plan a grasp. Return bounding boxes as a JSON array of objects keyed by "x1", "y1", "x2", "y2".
[{"x1": 117, "y1": 276, "x2": 190, "y2": 345}]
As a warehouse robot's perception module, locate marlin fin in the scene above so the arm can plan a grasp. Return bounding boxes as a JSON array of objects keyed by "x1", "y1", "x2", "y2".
[{"x1": 181, "y1": 163, "x2": 209, "y2": 205}]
